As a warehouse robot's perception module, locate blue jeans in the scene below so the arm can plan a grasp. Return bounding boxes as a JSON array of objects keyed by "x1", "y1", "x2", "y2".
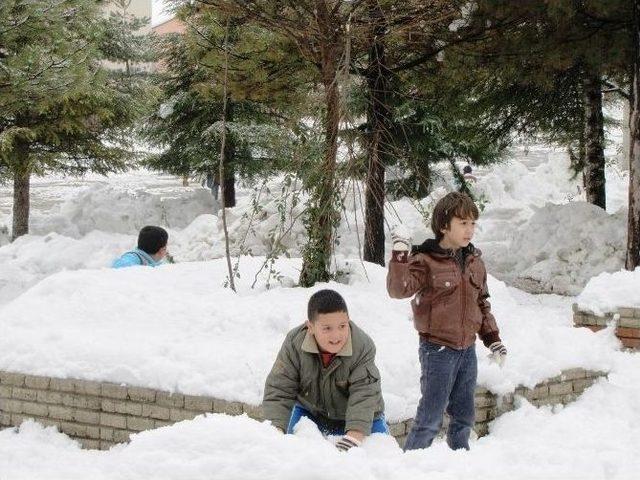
[
  {"x1": 404, "y1": 340, "x2": 477, "y2": 451},
  {"x1": 286, "y1": 404, "x2": 390, "y2": 435}
]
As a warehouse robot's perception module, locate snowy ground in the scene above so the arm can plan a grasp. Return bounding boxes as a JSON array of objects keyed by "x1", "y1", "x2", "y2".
[
  {"x1": 577, "y1": 268, "x2": 640, "y2": 315},
  {"x1": 1, "y1": 140, "x2": 638, "y2": 479},
  {"x1": 0, "y1": 257, "x2": 638, "y2": 479},
  {"x1": 0, "y1": 146, "x2": 630, "y2": 304},
  {"x1": 1, "y1": 352, "x2": 639, "y2": 479},
  {"x1": 0, "y1": 258, "x2": 619, "y2": 417}
]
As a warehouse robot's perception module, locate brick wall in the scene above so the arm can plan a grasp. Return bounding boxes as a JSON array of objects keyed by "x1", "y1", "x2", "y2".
[
  {"x1": 0, "y1": 369, "x2": 605, "y2": 450},
  {"x1": 573, "y1": 304, "x2": 640, "y2": 349}
]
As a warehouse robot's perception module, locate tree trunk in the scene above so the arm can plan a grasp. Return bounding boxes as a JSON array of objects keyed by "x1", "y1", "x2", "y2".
[
  {"x1": 626, "y1": 0, "x2": 640, "y2": 270},
  {"x1": 222, "y1": 170, "x2": 235, "y2": 207},
  {"x1": 299, "y1": 9, "x2": 340, "y2": 286},
  {"x1": 363, "y1": 7, "x2": 390, "y2": 267},
  {"x1": 11, "y1": 168, "x2": 30, "y2": 241},
  {"x1": 583, "y1": 70, "x2": 606, "y2": 210},
  {"x1": 223, "y1": 101, "x2": 236, "y2": 208},
  {"x1": 622, "y1": 100, "x2": 631, "y2": 172}
]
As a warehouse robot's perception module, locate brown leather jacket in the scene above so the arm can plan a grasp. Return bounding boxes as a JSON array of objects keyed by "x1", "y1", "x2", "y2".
[{"x1": 387, "y1": 239, "x2": 501, "y2": 350}]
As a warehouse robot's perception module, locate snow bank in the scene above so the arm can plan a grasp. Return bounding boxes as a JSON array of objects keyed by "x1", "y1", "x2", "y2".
[
  {"x1": 474, "y1": 148, "x2": 581, "y2": 214},
  {"x1": 0, "y1": 145, "x2": 630, "y2": 302},
  {"x1": 1, "y1": 350, "x2": 639, "y2": 479},
  {"x1": 0, "y1": 258, "x2": 619, "y2": 422},
  {"x1": 29, "y1": 184, "x2": 216, "y2": 237},
  {"x1": 0, "y1": 231, "x2": 134, "y2": 305},
  {"x1": 487, "y1": 202, "x2": 626, "y2": 295},
  {"x1": 576, "y1": 269, "x2": 640, "y2": 316}
]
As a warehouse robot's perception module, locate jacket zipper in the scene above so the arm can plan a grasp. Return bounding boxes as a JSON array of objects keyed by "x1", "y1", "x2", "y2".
[{"x1": 460, "y1": 264, "x2": 466, "y2": 347}]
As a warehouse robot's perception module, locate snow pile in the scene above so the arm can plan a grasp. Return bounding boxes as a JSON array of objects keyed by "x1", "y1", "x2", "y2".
[
  {"x1": 487, "y1": 202, "x2": 626, "y2": 295},
  {"x1": 0, "y1": 231, "x2": 134, "y2": 305},
  {"x1": 1, "y1": 350, "x2": 639, "y2": 479},
  {"x1": 216, "y1": 185, "x2": 308, "y2": 259},
  {"x1": 0, "y1": 258, "x2": 619, "y2": 421},
  {"x1": 576, "y1": 269, "x2": 640, "y2": 316},
  {"x1": 29, "y1": 184, "x2": 216, "y2": 238},
  {"x1": 0, "y1": 145, "x2": 630, "y2": 301},
  {"x1": 474, "y1": 148, "x2": 582, "y2": 215},
  {"x1": 605, "y1": 164, "x2": 629, "y2": 215}
]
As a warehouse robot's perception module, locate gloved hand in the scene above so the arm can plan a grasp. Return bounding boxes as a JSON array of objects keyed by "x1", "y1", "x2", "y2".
[
  {"x1": 335, "y1": 434, "x2": 361, "y2": 452},
  {"x1": 488, "y1": 341, "x2": 507, "y2": 367},
  {"x1": 391, "y1": 225, "x2": 412, "y2": 251}
]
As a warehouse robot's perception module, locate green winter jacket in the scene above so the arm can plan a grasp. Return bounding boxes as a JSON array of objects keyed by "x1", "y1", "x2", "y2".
[{"x1": 263, "y1": 321, "x2": 385, "y2": 435}]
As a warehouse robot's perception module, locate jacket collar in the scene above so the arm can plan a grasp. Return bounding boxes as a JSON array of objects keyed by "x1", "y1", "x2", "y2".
[
  {"x1": 411, "y1": 238, "x2": 481, "y2": 258},
  {"x1": 301, "y1": 326, "x2": 353, "y2": 357},
  {"x1": 133, "y1": 248, "x2": 161, "y2": 267}
]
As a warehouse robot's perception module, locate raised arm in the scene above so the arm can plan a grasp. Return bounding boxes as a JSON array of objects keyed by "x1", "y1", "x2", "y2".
[{"x1": 387, "y1": 251, "x2": 429, "y2": 299}]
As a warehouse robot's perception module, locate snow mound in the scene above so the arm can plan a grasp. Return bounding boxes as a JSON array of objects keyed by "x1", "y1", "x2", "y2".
[
  {"x1": 489, "y1": 202, "x2": 625, "y2": 295},
  {"x1": 576, "y1": 269, "x2": 640, "y2": 316},
  {"x1": 474, "y1": 149, "x2": 581, "y2": 212},
  {"x1": 0, "y1": 258, "x2": 618, "y2": 422},
  {"x1": 30, "y1": 184, "x2": 216, "y2": 238},
  {"x1": 0, "y1": 231, "x2": 134, "y2": 305}
]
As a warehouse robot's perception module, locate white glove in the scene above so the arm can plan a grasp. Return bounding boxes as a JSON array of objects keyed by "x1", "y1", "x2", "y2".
[
  {"x1": 336, "y1": 434, "x2": 361, "y2": 452},
  {"x1": 391, "y1": 225, "x2": 412, "y2": 251},
  {"x1": 488, "y1": 341, "x2": 507, "y2": 367}
]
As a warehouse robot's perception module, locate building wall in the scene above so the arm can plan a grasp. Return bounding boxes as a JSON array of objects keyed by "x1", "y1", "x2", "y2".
[
  {"x1": 104, "y1": 0, "x2": 153, "y2": 34},
  {"x1": 152, "y1": 17, "x2": 186, "y2": 35}
]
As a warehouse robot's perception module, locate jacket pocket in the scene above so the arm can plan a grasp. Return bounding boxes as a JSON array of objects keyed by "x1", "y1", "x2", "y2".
[
  {"x1": 428, "y1": 271, "x2": 461, "y2": 336},
  {"x1": 411, "y1": 271, "x2": 459, "y2": 333},
  {"x1": 334, "y1": 379, "x2": 349, "y2": 394}
]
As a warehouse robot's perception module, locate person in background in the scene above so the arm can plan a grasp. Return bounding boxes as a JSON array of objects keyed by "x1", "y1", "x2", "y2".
[
  {"x1": 462, "y1": 164, "x2": 477, "y2": 182},
  {"x1": 203, "y1": 172, "x2": 220, "y2": 200},
  {"x1": 112, "y1": 226, "x2": 169, "y2": 269}
]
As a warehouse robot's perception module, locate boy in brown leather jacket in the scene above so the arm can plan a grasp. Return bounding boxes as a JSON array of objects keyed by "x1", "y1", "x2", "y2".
[{"x1": 387, "y1": 192, "x2": 507, "y2": 451}]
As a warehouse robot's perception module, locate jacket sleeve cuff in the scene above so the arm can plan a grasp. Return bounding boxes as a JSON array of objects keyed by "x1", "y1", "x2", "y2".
[
  {"x1": 345, "y1": 419, "x2": 373, "y2": 436},
  {"x1": 481, "y1": 331, "x2": 501, "y2": 348},
  {"x1": 391, "y1": 250, "x2": 408, "y2": 263}
]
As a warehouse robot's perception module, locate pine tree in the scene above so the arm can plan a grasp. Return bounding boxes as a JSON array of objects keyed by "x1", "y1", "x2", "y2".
[
  {"x1": 0, "y1": 0, "x2": 152, "y2": 240},
  {"x1": 197, "y1": 0, "x2": 360, "y2": 286},
  {"x1": 145, "y1": 4, "x2": 312, "y2": 208},
  {"x1": 101, "y1": 0, "x2": 156, "y2": 76},
  {"x1": 457, "y1": 1, "x2": 632, "y2": 210}
]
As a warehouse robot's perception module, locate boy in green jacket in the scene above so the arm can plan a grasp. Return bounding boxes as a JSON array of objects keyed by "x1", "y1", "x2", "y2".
[{"x1": 263, "y1": 289, "x2": 388, "y2": 451}]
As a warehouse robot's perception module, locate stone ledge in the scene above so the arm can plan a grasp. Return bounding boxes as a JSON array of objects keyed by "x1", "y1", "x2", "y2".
[
  {"x1": 573, "y1": 304, "x2": 640, "y2": 350},
  {"x1": 0, "y1": 368, "x2": 606, "y2": 450}
]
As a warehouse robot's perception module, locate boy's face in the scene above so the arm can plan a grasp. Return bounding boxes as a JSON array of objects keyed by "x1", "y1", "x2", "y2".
[
  {"x1": 307, "y1": 311, "x2": 350, "y2": 354},
  {"x1": 152, "y1": 245, "x2": 168, "y2": 262},
  {"x1": 441, "y1": 216, "x2": 476, "y2": 249}
]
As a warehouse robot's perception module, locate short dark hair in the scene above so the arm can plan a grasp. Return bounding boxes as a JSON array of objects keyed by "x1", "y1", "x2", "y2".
[
  {"x1": 463, "y1": 165, "x2": 472, "y2": 174},
  {"x1": 137, "y1": 226, "x2": 168, "y2": 255},
  {"x1": 431, "y1": 192, "x2": 479, "y2": 241},
  {"x1": 307, "y1": 289, "x2": 348, "y2": 322}
]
